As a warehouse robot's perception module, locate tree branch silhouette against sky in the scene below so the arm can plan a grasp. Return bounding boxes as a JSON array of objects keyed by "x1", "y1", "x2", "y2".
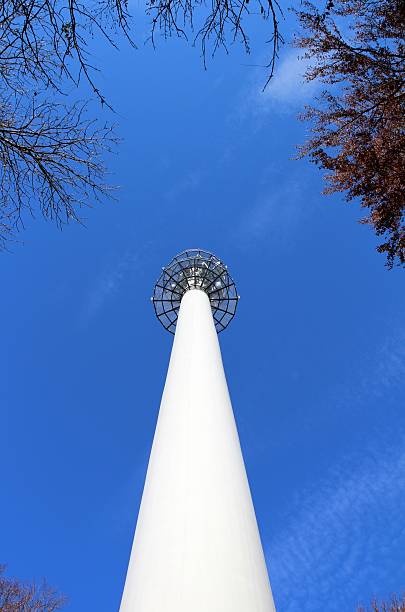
[{"x1": 295, "y1": 0, "x2": 404, "y2": 268}]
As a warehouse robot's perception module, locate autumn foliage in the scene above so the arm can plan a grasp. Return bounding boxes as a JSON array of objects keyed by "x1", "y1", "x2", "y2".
[
  {"x1": 358, "y1": 594, "x2": 405, "y2": 611},
  {"x1": 0, "y1": 566, "x2": 65, "y2": 611},
  {"x1": 295, "y1": 0, "x2": 405, "y2": 268}
]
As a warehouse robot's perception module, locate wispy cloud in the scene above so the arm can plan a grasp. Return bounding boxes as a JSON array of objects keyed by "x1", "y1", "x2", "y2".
[
  {"x1": 261, "y1": 50, "x2": 319, "y2": 108},
  {"x1": 232, "y1": 170, "x2": 319, "y2": 249},
  {"x1": 327, "y1": 326, "x2": 405, "y2": 425},
  {"x1": 164, "y1": 170, "x2": 202, "y2": 202},
  {"x1": 267, "y1": 325, "x2": 405, "y2": 611},
  {"x1": 82, "y1": 249, "x2": 140, "y2": 323},
  {"x1": 268, "y1": 439, "x2": 405, "y2": 611},
  {"x1": 366, "y1": 328, "x2": 405, "y2": 399},
  {"x1": 240, "y1": 48, "x2": 321, "y2": 119}
]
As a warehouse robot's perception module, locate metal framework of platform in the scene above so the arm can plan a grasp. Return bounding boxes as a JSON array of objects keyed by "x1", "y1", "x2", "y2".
[{"x1": 151, "y1": 248, "x2": 239, "y2": 333}]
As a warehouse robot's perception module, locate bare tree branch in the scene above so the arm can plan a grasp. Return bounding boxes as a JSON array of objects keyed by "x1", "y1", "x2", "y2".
[
  {"x1": 146, "y1": 0, "x2": 283, "y2": 79},
  {"x1": 0, "y1": 0, "x2": 283, "y2": 250},
  {"x1": 357, "y1": 593, "x2": 405, "y2": 612},
  {"x1": 0, "y1": 1, "x2": 130, "y2": 249},
  {"x1": 0, "y1": 565, "x2": 66, "y2": 611}
]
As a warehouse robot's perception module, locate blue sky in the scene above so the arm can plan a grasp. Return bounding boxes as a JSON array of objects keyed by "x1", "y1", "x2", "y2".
[{"x1": 1, "y1": 5, "x2": 404, "y2": 612}]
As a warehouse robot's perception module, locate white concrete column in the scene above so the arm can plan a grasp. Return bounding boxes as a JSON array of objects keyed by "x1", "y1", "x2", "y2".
[{"x1": 120, "y1": 289, "x2": 275, "y2": 612}]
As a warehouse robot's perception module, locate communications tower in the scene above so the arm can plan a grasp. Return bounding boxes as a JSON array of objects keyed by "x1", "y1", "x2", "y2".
[{"x1": 119, "y1": 249, "x2": 276, "y2": 612}]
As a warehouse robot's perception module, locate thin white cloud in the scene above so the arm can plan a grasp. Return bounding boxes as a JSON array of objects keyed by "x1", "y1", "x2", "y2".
[
  {"x1": 267, "y1": 325, "x2": 405, "y2": 611},
  {"x1": 82, "y1": 249, "x2": 140, "y2": 322},
  {"x1": 369, "y1": 329, "x2": 405, "y2": 397},
  {"x1": 268, "y1": 439, "x2": 405, "y2": 611},
  {"x1": 232, "y1": 170, "x2": 319, "y2": 249},
  {"x1": 164, "y1": 170, "x2": 202, "y2": 202},
  {"x1": 240, "y1": 48, "x2": 321, "y2": 118},
  {"x1": 328, "y1": 327, "x2": 405, "y2": 424},
  {"x1": 262, "y1": 50, "x2": 319, "y2": 107}
]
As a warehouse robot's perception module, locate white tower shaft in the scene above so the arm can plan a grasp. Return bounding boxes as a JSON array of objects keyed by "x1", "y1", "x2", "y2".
[{"x1": 120, "y1": 289, "x2": 275, "y2": 612}]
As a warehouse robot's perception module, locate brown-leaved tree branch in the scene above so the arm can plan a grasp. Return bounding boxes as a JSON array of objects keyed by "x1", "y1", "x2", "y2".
[
  {"x1": 0, "y1": 565, "x2": 65, "y2": 611},
  {"x1": 295, "y1": 0, "x2": 405, "y2": 268}
]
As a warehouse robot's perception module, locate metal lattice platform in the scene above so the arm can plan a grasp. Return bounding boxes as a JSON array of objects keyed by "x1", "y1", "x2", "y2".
[{"x1": 152, "y1": 249, "x2": 239, "y2": 333}]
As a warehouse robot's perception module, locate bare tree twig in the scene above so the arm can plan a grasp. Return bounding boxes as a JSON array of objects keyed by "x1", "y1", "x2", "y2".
[{"x1": 0, "y1": 565, "x2": 66, "y2": 611}]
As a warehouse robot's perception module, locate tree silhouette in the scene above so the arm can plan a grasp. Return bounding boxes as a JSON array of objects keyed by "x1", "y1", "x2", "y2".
[
  {"x1": 0, "y1": 0, "x2": 284, "y2": 249},
  {"x1": 0, "y1": 1, "x2": 132, "y2": 249},
  {"x1": 358, "y1": 594, "x2": 405, "y2": 611},
  {"x1": 295, "y1": 0, "x2": 404, "y2": 268},
  {"x1": 0, "y1": 566, "x2": 65, "y2": 611}
]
